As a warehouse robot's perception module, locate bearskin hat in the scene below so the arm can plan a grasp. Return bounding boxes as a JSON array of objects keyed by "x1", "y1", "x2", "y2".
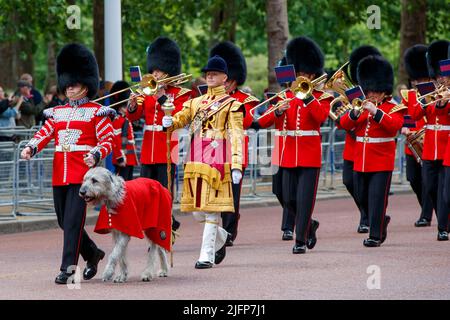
[
  {"x1": 109, "y1": 80, "x2": 130, "y2": 110},
  {"x1": 349, "y1": 45, "x2": 382, "y2": 84},
  {"x1": 146, "y1": 37, "x2": 181, "y2": 77},
  {"x1": 357, "y1": 55, "x2": 394, "y2": 94},
  {"x1": 209, "y1": 41, "x2": 247, "y2": 86},
  {"x1": 56, "y1": 43, "x2": 99, "y2": 99},
  {"x1": 286, "y1": 36, "x2": 324, "y2": 76},
  {"x1": 426, "y1": 40, "x2": 450, "y2": 78},
  {"x1": 278, "y1": 55, "x2": 287, "y2": 67},
  {"x1": 403, "y1": 44, "x2": 429, "y2": 81}
]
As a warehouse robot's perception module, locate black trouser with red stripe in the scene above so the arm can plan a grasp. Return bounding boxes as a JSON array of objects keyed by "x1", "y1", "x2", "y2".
[
  {"x1": 405, "y1": 155, "x2": 434, "y2": 221},
  {"x1": 423, "y1": 160, "x2": 447, "y2": 232},
  {"x1": 53, "y1": 185, "x2": 98, "y2": 272},
  {"x1": 221, "y1": 171, "x2": 244, "y2": 241},
  {"x1": 353, "y1": 171, "x2": 392, "y2": 240},
  {"x1": 342, "y1": 160, "x2": 369, "y2": 226},
  {"x1": 273, "y1": 166, "x2": 296, "y2": 232},
  {"x1": 443, "y1": 166, "x2": 450, "y2": 231},
  {"x1": 282, "y1": 167, "x2": 321, "y2": 244},
  {"x1": 114, "y1": 165, "x2": 134, "y2": 181}
]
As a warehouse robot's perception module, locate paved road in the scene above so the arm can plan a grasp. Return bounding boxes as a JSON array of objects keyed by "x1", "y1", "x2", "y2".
[{"x1": 0, "y1": 193, "x2": 448, "y2": 300}]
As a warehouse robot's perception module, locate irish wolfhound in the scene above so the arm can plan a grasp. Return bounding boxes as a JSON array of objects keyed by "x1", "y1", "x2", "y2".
[{"x1": 79, "y1": 167, "x2": 172, "y2": 283}]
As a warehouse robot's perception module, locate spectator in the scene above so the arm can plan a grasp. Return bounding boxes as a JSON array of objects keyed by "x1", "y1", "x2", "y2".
[
  {"x1": 20, "y1": 73, "x2": 42, "y2": 105},
  {"x1": 0, "y1": 86, "x2": 20, "y2": 141},
  {"x1": 14, "y1": 80, "x2": 38, "y2": 129}
]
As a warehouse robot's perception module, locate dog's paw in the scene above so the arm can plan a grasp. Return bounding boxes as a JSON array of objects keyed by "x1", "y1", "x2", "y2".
[
  {"x1": 113, "y1": 274, "x2": 127, "y2": 283},
  {"x1": 141, "y1": 272, "x2": 154, "y2": 282},
  {"x1": 102, "y1": 270, "x2": 114, "y2": 282},
  {"x1": 158, "y1": 270, "x2": 168, "y2": 277}
]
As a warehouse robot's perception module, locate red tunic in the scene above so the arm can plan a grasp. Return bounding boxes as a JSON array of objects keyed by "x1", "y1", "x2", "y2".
[
  {"x1": 258, "y1": 90, "x2": 332, "y2": 168},
  {"x1": 127, "y1": 86, "x2": 192, "y2": 164},
  {"x1": 94, "y1": 178, "x2": 172, "y2": 252},
  {"x1": 229, "y1": 89, "x2": 259, "y2": 168},
  {"x1": 435, "y1": 101, "x2": 450, "y2": 166},
  {"x1": 26, "y1": 101, "x2": 114, "y2": 186},
  {"x1": 112, "y1": 114, "x2": 138, "y2": 166},
  {"x1": 410, "y1": 91, "x2": 450, "y2": 161},
  {"x1": 402, "y1": 91, "x2": 427, "y2": 157},
  {"x1": 340, "y1": 99, "x2": 406, "y2": 172}
]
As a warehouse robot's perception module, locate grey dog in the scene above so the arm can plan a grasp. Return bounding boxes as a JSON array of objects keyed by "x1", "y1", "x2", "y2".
[{"x1": 79, "y1": 167, "x2": 169, "y2": 283}]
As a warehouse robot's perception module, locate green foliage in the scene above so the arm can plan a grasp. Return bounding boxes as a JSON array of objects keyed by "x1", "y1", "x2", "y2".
[{"x1": 0, "y1": 0, "x2": 449, "y2": 97}]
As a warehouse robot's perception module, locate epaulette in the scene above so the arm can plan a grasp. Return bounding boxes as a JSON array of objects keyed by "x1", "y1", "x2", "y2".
[
  {"x1": 96, "y1": 106, "x2": 117, "y2": 118},
  {"x1": 43, "y1": 108, "x2": 54, "y2": 119},
  {"x1": 389, "y1": 103, "x2": 408, "y2": 115},
  {"x1": 242, "y1": 95, "x2": 260, "y2": 105},
  {"x1": 176, "y1": 87, "x2": 192, "y2": 99}
]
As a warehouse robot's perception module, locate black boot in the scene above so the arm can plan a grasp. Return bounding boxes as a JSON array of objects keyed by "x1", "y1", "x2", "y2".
[
  {"x1": 282, "y1": 230, "x2": 294, "y2": 241},
  {"x1": 381, "y1": 215, "x2": 391, "y2": 244},
  {"x1": 83, "y1": 248, "x2": 105, "y2": 280},
  {"x1": 414, "y1": 218, "x2": 431, "y2": 227},
  {"x1": 357, "y1": 224, "x2": 369, "y2": 233},
  {"x1": 55, "y1": 271, "x2": 74, "y2": 285},
  {"x1": 195, "y1": 261, "x2": 213, "y2": 269},
  {"x1": 292, "y1": 241, "x2": 306, "y2": 254},
  {"x1": 437, "y1": 231, "x2": 449, "y2": 241},
  {"x1": 306, "y1": 220, "x2": 319, "y2": 249}
]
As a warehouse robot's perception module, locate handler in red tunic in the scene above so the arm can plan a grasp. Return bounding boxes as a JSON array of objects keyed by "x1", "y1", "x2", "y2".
[
  {"x1": 94, "y1": 178, "x2": 172, "y2": 252},
  {"x1": 21, "y1": 43, "x2": 115, "y2": 284}
]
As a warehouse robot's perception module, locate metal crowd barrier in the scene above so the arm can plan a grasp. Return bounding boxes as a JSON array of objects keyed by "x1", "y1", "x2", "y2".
[{"x1": 0, "y1": 126, "x2": 408, "y2": 219}]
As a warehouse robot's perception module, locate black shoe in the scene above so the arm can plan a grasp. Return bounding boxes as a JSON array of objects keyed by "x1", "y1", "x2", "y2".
[
  {"x1": 55, "y1": 271, "x2": 74, "y2": 285},
  {"x1": 282, "y1": 230, "x2": 294, "y2": 241},
  {"x1": 225, "y1": 233, "x2": 234, "y2": 247},
  {"x1": 83, "y1": 249, "x2": 105, "y2": 280},
  {"x1": 357, "y1": 224, "x2": 369, "y2": 234},
  {"x1": 172, "y1": 216, "x2": 181, "y2": 232},
  {"x1": 306, "y1": 220, "x2": 319, "y2": 249},
  {"x1": 215, "y1": 243, "x2": 227, "y2": 265},
  {"x1": 415, "y1": 218, "x2": 431, "y2": 227},
  {"x1": 292, "y1": 242, "x2": 306, "y2": 254},
  {"x1": 437, "y1": 231, "x2": 449, "y2": 241},
  {"x1": 381, "y1": 215, "x2": 391, "y2": 244},
  {"x1": 363, "y1": 238, "x2": 381, "y2": 247},
  {"x1": 195, "y1": 261, "x2": 213, "y2": 269}
]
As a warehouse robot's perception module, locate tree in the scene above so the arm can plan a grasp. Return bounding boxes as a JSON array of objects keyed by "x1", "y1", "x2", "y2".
[
  {"x1": 398, "y1": 0, "x2": 427, "y2": 86},
  {"x1": 266, "y1": 0, "x2": 289, "y2": 92},
  {"x1": 93, "y1": 0, "x2": 105, "y2": 80}
]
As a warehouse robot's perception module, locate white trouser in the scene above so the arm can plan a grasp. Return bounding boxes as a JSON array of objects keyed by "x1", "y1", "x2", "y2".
[{"x1": 192, "y1": 212, "x2": 228, "y2": 263}]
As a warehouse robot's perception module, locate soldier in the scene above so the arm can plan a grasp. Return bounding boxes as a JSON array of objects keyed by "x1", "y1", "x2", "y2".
[
  {"x1": 401, "y1": 44, "x2": 434, "y2": 227},
  {"x1": 162, "y1": 55, "x2": 244, "y2": 268},
  {"x1": 127, "y1": 37, "x2": 192, "y2": 231},
  {"x1": 340, "y1": 55, "x2": 407, "y2": 247},
  {"x1": 20, "y1": 43, "x2": 115, "y2": 283},
  {"x1": 410, "y1": 40, "x2": 450, "y2": 241},
  {"x1": 110, "y1": 80, "x2": 138, "y2": 181},
  {"x1": 208, "y1": 41, "x2": 260, "y2": 246},
  {"x1": 336, "y1": 45, "x2": 381, "y2": 234},
  {"x1": 258, "y1": 56, "x2": 296, "y2": 241},
  {"x1": 258, "y1": 36, "x2": 333, "y2": 254}
]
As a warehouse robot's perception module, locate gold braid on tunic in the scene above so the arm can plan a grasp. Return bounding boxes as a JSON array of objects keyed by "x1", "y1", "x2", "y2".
[{"x1": 171, "y1": 85, "x2": 244, "y2": 213}]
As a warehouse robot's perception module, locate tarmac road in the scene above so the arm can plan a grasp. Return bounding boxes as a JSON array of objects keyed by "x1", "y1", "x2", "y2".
[{"x1": 0, "y1": 193, "x2": 448, "y2": 300}]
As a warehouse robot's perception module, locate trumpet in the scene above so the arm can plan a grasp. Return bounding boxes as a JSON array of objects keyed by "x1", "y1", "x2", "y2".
[
  {"x1": 250, "y1": 73, "x2": 328, "y2": 119},
  {"x1": 400, "y1": 84, "x2": 449, "y2": 106},
  {"x1": 93, "y1": 73, "x2": 192, "y2": 108}
]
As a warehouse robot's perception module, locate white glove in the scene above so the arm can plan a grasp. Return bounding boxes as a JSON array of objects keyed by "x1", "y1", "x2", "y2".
[
  {"x1": 232, "y1": 170, "x2": 242, "y2": 184},
  {"x1": 162, "y1": 115, "x2": 173, "y2": 128}
]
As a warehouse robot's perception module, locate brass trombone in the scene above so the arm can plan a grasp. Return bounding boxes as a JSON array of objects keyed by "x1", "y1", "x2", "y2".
[
  {"x1": 93, "y1": 73, "x2": 192, "y2": 108},
  {"x1": 250, "y1": 73, "x2": 328, "y2": 120},
  {"x1": 400, "y1": 83, "x2": 449, "y2": 106}
]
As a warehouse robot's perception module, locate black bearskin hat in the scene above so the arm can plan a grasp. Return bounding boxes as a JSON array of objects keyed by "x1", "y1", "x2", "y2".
[
  {"x1": 146, "y1": 37, "x2": 182, "y2": 77},
  {"x1": 286, "y1": 36, "x2": 324, "y2": 76},
  {"x1": 404, "y1": 44, "x2": 429, "y2": 81},
  {"x1": 357, "y1": 55, "x2": 394, "y2": 95},
  {"x1": 209, "y1": 41, "x2": 247, "y2": 86},
  {"x1": 56, "y1": 43, "x2": 99, "y2": 99},
  {"x1": 426, "y1": 40, "x2": 450, "y2": 78},
  {"x1": 109, "y1": 80, "x2": 130, "y2": 110},
  {"x1": 349, "y1": 45, "x2": 382, "y2": 84}
]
